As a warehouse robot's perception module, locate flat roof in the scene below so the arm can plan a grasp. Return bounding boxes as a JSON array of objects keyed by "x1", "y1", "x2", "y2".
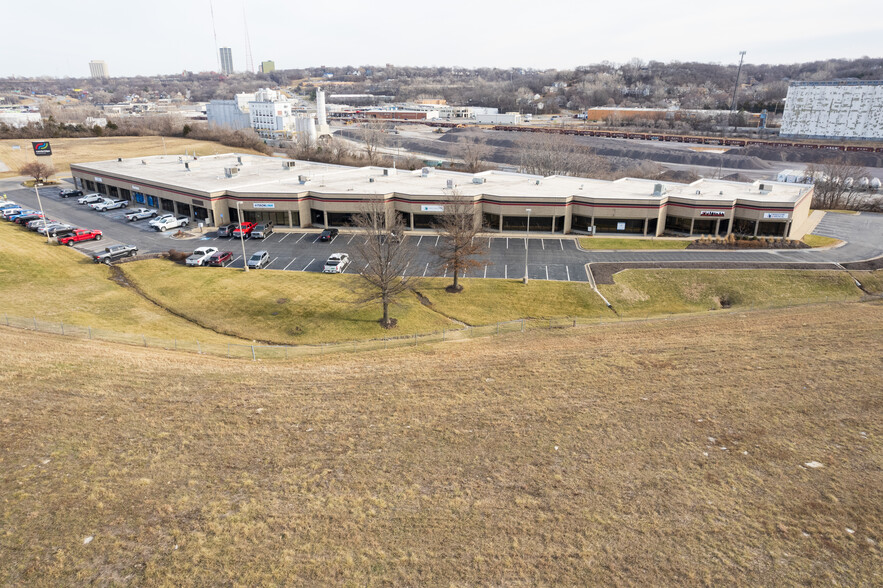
[{"x1": 71, "y1": 153, "x2": 809, "y2": 203}]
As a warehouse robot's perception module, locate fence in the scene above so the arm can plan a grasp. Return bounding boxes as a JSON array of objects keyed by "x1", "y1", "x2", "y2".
[{"x1": 0, "y1": 298, "x2": 873, "y2": 361}]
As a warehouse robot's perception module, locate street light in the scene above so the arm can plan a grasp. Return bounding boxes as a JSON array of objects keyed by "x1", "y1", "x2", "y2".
[
  {"x1": 236, "y1": 201, "x2": 248, "y2": 272},
  {"x1": 523, "y1": 208, "x2": 531, "y2": 284},
  {"x1": 34, "y1": 183, "x2": 50, "y2": 244}
]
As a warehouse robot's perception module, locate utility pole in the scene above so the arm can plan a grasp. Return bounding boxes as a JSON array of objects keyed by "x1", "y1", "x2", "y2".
[
  {"x1": 731, "y1": 51, "x2": 747, "y2": 112},
  {"x1": 523, "y1": 208, "x2": 531, "y2": 285},
  {"x1": 236, "y1": 201, "x2": 248, "y2": 272}
]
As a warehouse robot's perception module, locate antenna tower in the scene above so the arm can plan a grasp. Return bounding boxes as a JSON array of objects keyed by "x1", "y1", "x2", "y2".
[
  {"x1": 243, "y1": 3, "x2": 255, "y2": 74},
  {"x1": 209, "y1": 0, "x2": 221, "y2": 72}
]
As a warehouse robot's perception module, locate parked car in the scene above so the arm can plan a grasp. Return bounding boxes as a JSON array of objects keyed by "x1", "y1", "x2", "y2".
[
  {"x1": 6, "y1": 210, "x2": 38, "y2": 222},
  {"x1": 217, "y1": 223, "x2": 238, "y2": 237},
  {"x1": 77, "y1": 193, "x2": 105, "y2": 205},
  {"x1": 124, "y1": 208, "x2": 158, "y2": 221},
  {"x1": 92, "y1": 244, "x2": 138, "y2": 264},
  {"x1": 148, "y1": 213, "x2": 175, "y2": 228},
  {"x1": 152, "y1": 216, "x2": 189, "y2": 232},
  {"x1": 319, "y1": 228, "x2": 339, "y2": 241},
  {"x1": 58, "y1": 229, "x2": 103, "y2": 246},
  {"x1": 45, "y1": 225, "x2": 77, "y2": 238},
  {"x1": 185, "y1": 247, "x2": 219, "y2": 267},
  {"x1": 232, "y1": 222, "x2": 256, "y2": 239},
  {"x1": 251, "y1": 221, "x2": 274, "y2": 239},
  {"x1": 0, "y1": 201, "x2": 19, "y2": 211},
  {"x1": 58, "y1": 189, "x2": 83, "y2": 198},
  {"x1": 246, "y1": 250, "x2": 270, "y2": 269},
  {"x1": 13, "y1": 213, "x2": 44, "y2": 225},
  {"x1": 2, "y1": 208, "x2": 26, "y2": 220},
  {"x1": 37, "y1": 222, "x2": 73, "y2": 235},
  {"x1": 323, "y1": 253, "x2": 351, "y2": 273},
  {"x1": 206, "y1": 251, "x2": 233, "y2": 267},
  {"x1": 27, "y1": 218, "x2": 53, "y2": 230}
]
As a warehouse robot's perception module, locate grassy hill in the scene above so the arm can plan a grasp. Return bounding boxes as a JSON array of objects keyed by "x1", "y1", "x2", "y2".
[{"x1": 1, "y1": 301, "x2": 881, "y2": 585}]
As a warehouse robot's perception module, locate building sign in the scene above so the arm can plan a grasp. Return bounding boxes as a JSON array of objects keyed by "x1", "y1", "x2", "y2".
[
  {"x1": 763, "y1": 212, "x2": 789, "y2": 219},
  {"x1": 132, "y1": 185, "x2": 141, "y2": 191},
  {"x1": 420, "y1": 205, "x2": 444, "y2": 212},
  {"x1": 94, "y1": 177, "x2": 103, "y2": 183},
  {"x1": 616, "y1": 222, "x2": 626, "y2": 231},
  {"x1": 700, "y1": 210, "x2": 726, "y2": 217},
  {"x1": 191, "y1": 199, "x2": 202, "y2": 206},
  {"x1": 253, "y1": 202, "x2": 275, "y2": 209},
  {"x1": 32, "y1": 141, "x2": 51, "y2": 156}
]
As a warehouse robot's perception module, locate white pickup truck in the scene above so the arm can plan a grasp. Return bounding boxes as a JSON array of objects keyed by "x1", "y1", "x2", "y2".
[
  {"x1": 91, "y1": 198, "x2": 129, "y2": 212},
  {"x1": 151, "y1": 215, "x2": 190, "y2": 232},
  {"x1": 185, "y1": 247, "x2": 218, "y2": 266}
]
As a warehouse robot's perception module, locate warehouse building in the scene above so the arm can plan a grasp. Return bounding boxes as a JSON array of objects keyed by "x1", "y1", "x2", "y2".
[
  {"x1": 780, "y1": 80, "x2": 883, "y2": 141},
  {"x1": 70, "y1": 154, "x2": 813, "y2": 238}
]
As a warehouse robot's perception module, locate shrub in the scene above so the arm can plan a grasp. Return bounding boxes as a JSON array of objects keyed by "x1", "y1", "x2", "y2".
[{"x1": 167, "y1": 249, "x2": 187, "y2": 263}]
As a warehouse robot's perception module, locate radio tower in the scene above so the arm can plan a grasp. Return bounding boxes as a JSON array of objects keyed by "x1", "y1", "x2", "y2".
[
  {"x1": 209, "y1": 0, "x2": 221, "y2": 72},
  {"x1": 243, "y1": 3, "x2": 255, "y2": 74}
]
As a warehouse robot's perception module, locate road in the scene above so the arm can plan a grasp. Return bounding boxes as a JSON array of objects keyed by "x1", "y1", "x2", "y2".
[{"x1": 4, "y1": 179, "x2": 882, "y2": 283}]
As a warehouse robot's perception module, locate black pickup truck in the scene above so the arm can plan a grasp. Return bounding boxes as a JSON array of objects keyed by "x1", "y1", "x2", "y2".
[{"x1": 92, "y1": 244, "x2": 138, "y2": 264}]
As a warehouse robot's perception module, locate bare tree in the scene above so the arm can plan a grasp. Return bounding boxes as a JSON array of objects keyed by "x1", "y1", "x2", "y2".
[
  {"x1": 351, "y1": 196, "x2": 418, "y2": 328},
  {"x1": 19, "y1": 161, "x2": 55, "y2": 184},
  {"x1": 457, "y1": 135, "x2": 492, "y2": 173},
  {"x1": 434, "y1": 191, "x2": 488, "y2": 293},
  {"x1": 517, "y1": 133, "x2": 609, "y2": 178},
  {"x1": 359, "y1": 121, "x2": 387, "y2": 165},
  {"x1": 805, "y1": 158, "x2": 870, "y2": 210}
]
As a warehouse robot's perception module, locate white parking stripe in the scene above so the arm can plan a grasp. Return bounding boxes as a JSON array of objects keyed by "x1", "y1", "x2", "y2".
[
  {"x1": 403, "y1": 261, "x2": 410, "y2": 275},
  {"x1": 278, "y1": 233, "x2": 289, "y2": 242},
  {"x1": 435, "y1": 236, "x2": 439, "y2": 246},
  {"x1": 559, "y1": 239, "x2": 564, "y2": 250},
  {"x1": 504, "y1": 265, "x2": 508, "y2": 279},
  {"x1": 566, "y1": 266, "x2": 571, "y2": 281},
  {"x1": 283, "y1": 257, "x2": 298, "y2": 270},
  {"x1": 545, "y1": 266, "x2": 549, "y2": 280},
  {"x1": 347, "y1": 234, "x2": 356, "y2": 244},
  {"x1": 484, "y1": 265, "x2": 488, "y2": 278},
  {"x1": 266, "y1": 256, "x2": 279, "y2": 268},
  {"x1": 231, "y1": 255, "x2": 242, "y2": 264},
  {"x1": 423, "y1": 263, "x2": 429, "y2": 277},
  {"x1": 417, "y1": 236, "x2": 423, "y2": 246},
  {"x1": 541, "y1": 239, "x2": 545, "y2": 250},
  {"x1": 506, "y1": 238, "x2": 509, "y2": 249},
  {"x1": 302, "y1": 258, "x2": 315, "y2": 270},
  {"x1": 363, "y1": 262, "x2": 369, "y2": 270},
  {"x1": 295, "y1": 234, "x2": 306, "y2": 244}
]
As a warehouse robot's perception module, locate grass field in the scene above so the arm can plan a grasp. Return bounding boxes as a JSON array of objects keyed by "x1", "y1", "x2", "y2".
[
  {"x1": 599, "y1": 269, "x2": 863, "y2": 316},
  {"x1": 0, "y1": 222, "x2": 243, "y2": 343},
  {"x1": 0, "y1": 137, "x2": 267, "y2": 179},
  {"x1": 1, "y1": 302, "x2": 880, "y2": 585},
  {"x1": 803, "y1": 234, "x2": 843, "y2": 248},
  {"x1": 578, "y1": 237, "x2": 692, "y2": 250}
]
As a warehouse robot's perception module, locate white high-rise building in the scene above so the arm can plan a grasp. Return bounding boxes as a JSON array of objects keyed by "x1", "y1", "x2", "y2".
[
  {"x1": 89, "y1": 60, "x2": 109, "y2": 79},
  {"x1": 219, "y1": 48, "x2": 234, "y2": 75}
]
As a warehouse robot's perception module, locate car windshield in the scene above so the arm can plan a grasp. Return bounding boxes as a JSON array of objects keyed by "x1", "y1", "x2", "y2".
[
  {"x1": 327, "y1": 260, "x2": 340, "y2": 266},
  {"x1": 249, "y1": 254, "x2": 262, "y2": 261}
]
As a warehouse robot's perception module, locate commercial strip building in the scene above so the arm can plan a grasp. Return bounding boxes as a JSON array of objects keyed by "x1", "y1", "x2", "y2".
[{"x1": 70, "y1": 153, "x2": 812, "y2": 238}]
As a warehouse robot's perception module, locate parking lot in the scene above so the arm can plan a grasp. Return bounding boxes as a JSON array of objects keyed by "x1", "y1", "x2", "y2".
[{"x1": 6, "y1": 183, "x2": 592, "y2": 282}]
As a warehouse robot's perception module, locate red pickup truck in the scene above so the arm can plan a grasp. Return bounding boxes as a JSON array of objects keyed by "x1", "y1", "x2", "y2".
[{"x1": 58, "y1": 229, "x2": 103, "y2": 246}]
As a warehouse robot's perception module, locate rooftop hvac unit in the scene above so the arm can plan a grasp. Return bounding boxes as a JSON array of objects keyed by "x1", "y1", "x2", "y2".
[
  {"x1": 446, "y1": 179, "x2": 454, "y2": 189},
  {"x1": 383, "y1": 168, "x2": 396, "y2": 176},
  {"x1": 298, "y1": 175, "x2": 310, "y2": 183},
  {"x1": 759, "y1": 183, "x2": 766, "y2": 192},
  {"x1": 184, "y1": 162, "x2": 190, "y2": 171},
  {"x1": 237, "y1": 156, "x2": 243, "y2": 165},
  {"x1": 472, "y1": 177, "x2": 486, "y2": 184},
  {"x1": 421, "y1": 167, "x2": 432, "y2": 177},
  {"x1": 283, "y1": 160, "x2": 296, "y2": 169},
  {"x1": 369, "y1": 177, "x2": 375, "y2": 183},
  {"x1": 224, "y1": 166, "x2": 240, "y2": 178},
  {"x1": 653, "y1": 183, "x2": 663, "y2": 196}
]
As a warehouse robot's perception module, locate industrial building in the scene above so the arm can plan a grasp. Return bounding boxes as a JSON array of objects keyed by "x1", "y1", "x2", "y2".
[
  {"x1": 70, "y1": 154, "x2": 812, "y2": 239},
  {"x1": 89, "y1": 60, "x2": 109, "y2": 79},
  {"x1": 260, "y1": 60, "x2": 275, "y2": 73},
  {"x1": 780, "y1": 80, "x2": 883, "y2": 141},
  {"x1": 206, "y1": 88, "x2": 328, "y2": 142}
]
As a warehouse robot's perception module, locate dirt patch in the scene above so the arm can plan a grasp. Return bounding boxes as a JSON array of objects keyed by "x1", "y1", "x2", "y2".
[
  {"x1": 412, "y1": 289, "x2": 433, "y2": 306},
  {"x1": 687, "y1": 239, "x2": 809, "y2": 250}
]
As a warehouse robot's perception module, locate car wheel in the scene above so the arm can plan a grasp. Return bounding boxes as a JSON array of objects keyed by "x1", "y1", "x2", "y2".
[
  {"x1": 95, "y1": 235, "x2": 102, "y2": 241},
  {"x1": 66, "y1": 241, "x2": 74, "y2": 247}
]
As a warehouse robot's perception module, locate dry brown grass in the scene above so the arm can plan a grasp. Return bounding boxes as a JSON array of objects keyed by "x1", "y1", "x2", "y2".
[
  {"x1": 0, "y1": 137, "x2": 267, "y2": 179},
  {"x1": 1, "y1": 302, "x2": 881, "y2": 585}
]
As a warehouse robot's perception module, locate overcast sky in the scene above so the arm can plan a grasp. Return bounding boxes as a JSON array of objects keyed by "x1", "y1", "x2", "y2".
[{"x1": 2, "y1": 0, "x2": 881, "y2": 78}]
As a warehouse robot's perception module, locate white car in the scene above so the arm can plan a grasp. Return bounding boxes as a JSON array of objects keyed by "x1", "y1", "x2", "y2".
[
  {"x1": 185, "y1": 247, "x2": 219, "y2": 267},
  {"x1": 323, "y1": 253, "x2": 351, "y2": 273},
  {"x1": 124, "y1": 208, "x2": 158, "y2": 221},
  {"x1": 148, "y1": 213, "x2": 175, "y2": 228},
  {"x1": 77, "y1": 193, "x2": 104, "y2": 205}
]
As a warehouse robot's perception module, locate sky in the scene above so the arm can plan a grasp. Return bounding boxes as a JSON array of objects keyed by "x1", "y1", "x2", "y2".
[{"x1": 2, "y1": 0, "x2": 881, "y2": 78}]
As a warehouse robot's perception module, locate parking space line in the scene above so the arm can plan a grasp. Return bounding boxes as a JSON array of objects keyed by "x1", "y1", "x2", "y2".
[
  {"x1": 505, "y1": 265, "x2": 508, "y2": 279},
  {"x1": 484, "y1": 265, "x2": 488, "y2": 278},
  {"x1": 541, "y1": 239, "x2": 545, "y2": 250},
  {"x1": 545, "y1": 265, "x2": 549, "y2": 280},
  {"x1": 423, "y1": 263, "x2": 429, "y2": 277},
  {"x1": 434, "y1": 236, "x2": 440, "y2": 246},
  {"x1": 559, "y1": 239, "x2": 564, "y2": 250},
  {"x1": 278, "y1": 233, "x2": 289, "y2": 242},
  {"x1": 266, "y1": 256, "x2": 279, "y2": 268},
  {"x1": 363, "y1": 262, "x2": 369, "y2": 270},
  {"x1": 443, "y1": 267, "x2": 448, "y2": 278},
  {"x1": 302, "y1": 258, "x2": 315, "y2": 271},
  {"x1": 417, "y1": 236, "x2": 423, "y2": 246},
  {"x1": 295, "y1": 234, "x2": 306, "y2": 244},
  {"x1": 506, "y1": 238, "x2": 509, "y2": 249},
  {"x1": 283, "y1": 257, "x2": 298, "y2": 270},
  {"x1": 403, "y1": 261, "x2": 410, "y2": 275},
  {"x1": 231, "y1": 255, "x2": 242, "y2": 264},
  {"x1": 347, "y1": 234, "x2": 356, "y2": 244},
  {"x1": 566, "y1": 266, "x2": 571, "y2": 281}
]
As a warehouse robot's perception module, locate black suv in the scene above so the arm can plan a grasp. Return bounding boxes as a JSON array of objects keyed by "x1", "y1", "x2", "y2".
[
  {"x1": 319, "y1": 228, "x2": 339, "y2": 241},
  {"x1": 59, "y1": 189, "x2": 84, "y2": 198}
]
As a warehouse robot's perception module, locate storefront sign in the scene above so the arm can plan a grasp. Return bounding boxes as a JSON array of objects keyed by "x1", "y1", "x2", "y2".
[
  {"x1": 700, "y1": 210, "x2": 726, "y2": 217},
  {"x1": 253, "y1": 202, "x2": 275, "y2": 209},
  {"x1": 420, "y1": 205, "x2": 444, "y2": 212},
  {"x1": 763, "y1": 212, "x2": 789, "y2": 219},
  {"x1": 32, "y1": 141, "x2": 51, "y2": 156},
  {"x1": 132, "y1": 185, "x2": 141, "y2": 191},
  {"x1": 94, "y1": 177, "x2": 103, "y2": 183}
]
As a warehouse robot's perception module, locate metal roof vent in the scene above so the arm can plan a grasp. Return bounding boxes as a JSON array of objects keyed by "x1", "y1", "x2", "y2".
[
  {"x1": 237, "y1": 156, "x2": 243, "y2": 165},
  {"x1": 652, "y1": 183, "x2": 663, "y2": 196},
  {"x1": 446, "y1": 179, "x2": 454, "y2": 189},
  {"x1": 224, "y1": 166, "x2": 240, "y2": 178},
  {"x1": 472, "y1": 176, "x2": 486, "y2": 184},
  {"x1": 369, "y1": 177, "x2": 375, "y2": 183}
]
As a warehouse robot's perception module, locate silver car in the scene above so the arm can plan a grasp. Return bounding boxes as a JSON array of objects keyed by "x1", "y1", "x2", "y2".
[{"x1": 246, "y1": 250, "x2": 270, "y2": 269}]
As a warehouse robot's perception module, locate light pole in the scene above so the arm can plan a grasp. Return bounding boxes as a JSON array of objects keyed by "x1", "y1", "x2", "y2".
[
  {"x1": 34, "y1": 183, "x2": 50, "y2": 244},
  {"x1": 236, "y1": 201, "x2": 248, "y2": 272},
  {"x1": 523, "y1": 208, "x2": 531, "y2": 284}
]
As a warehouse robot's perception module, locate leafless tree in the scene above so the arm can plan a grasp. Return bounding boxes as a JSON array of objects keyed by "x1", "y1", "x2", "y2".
[
  {"x1": 351, "y1": 195, "x2": 418, "y2": 328},
  {"x1": 517, "y1": 133, "x2": 609, "y2": 178},
  {"x1": 806, "y1": 158, "x2": 870, "y2": 210},
  {"x1": 359, "y1": 121, "x2": 387, "y2": 165},
  {"x1": 19, "y1": 161, "x2": 55, "y2": 184},
  {"x1": 433, "y1": 190, "x2": 488, "y2": 293},
  {"x1": 457, "y1": 135, "x2": 492, "y2": 173}
]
